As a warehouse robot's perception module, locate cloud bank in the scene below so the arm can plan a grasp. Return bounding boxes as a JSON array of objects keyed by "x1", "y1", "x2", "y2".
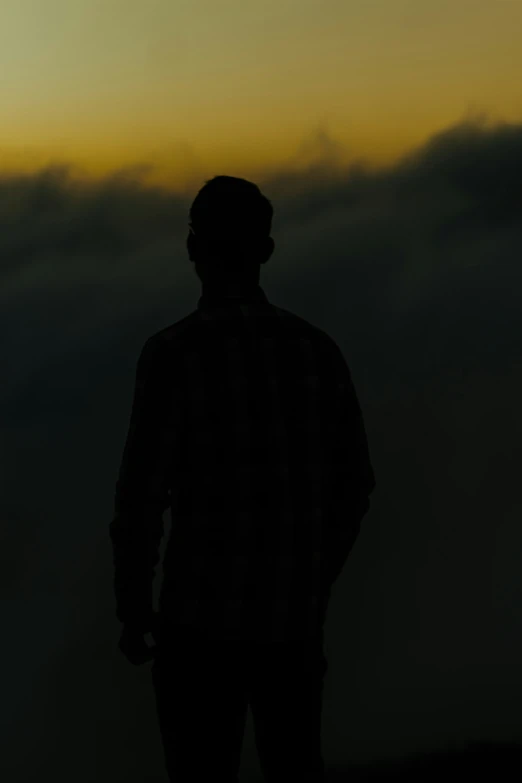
[{"x1": 1, "y1": 114, "x2": 521, "y2": 781}]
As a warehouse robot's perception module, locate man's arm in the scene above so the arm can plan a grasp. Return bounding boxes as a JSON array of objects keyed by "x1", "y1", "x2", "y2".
[
  {"x1": 109, "y1": 337, "x2": 173, "y2": 632},
  {"x1": 323, "y1": 496, "x2": 370, "y2": 587},
  {"x1": 323, "y1": 346, "x2": 376, "y2": 587}
]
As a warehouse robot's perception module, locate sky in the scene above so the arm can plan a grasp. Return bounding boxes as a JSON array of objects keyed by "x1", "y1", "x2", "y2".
[
  {"x1": 1, "y1": 0, "x2": 522, "y2": 188},
  {"x1": 2, "y1": 2, "x2": 522, "y2": 782}
]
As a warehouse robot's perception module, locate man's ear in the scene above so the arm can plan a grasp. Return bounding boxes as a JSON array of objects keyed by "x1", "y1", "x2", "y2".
[
  {"x1": 187, "y1": 231, "x2": 196, "y2": 260},
  {"x1": 260, "y1": 237, "x2": 275, "y2": 264}
]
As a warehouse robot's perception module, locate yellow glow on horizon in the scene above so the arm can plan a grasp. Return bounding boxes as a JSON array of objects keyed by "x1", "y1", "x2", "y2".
[{"x1": 1, "y1": 0, "x2": 521, "y2": 190}]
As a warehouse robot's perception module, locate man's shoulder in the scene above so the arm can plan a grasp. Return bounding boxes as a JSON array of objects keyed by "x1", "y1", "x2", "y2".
[
  {"x1": 270, "y1": 304, "x2": 339, "y2": 351},
  {"x1": 144, "y1": 303, "x2": 342, "y2": 369},
  {"x1": 148, "y1": 310, "x2": 201, "y2": 344},
  {"x1": 141, "y1": 311, "x2": 201, "y2": 358}
]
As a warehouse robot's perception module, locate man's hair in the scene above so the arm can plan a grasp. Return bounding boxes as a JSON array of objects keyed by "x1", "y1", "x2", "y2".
[{"x1": 189, "y1": 175, "x2": 273, "y2": 263}]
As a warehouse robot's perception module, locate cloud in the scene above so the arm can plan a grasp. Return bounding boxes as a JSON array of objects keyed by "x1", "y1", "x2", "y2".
[{"x1": 1, "y1": 114, "x2": 521, "y2": 780}]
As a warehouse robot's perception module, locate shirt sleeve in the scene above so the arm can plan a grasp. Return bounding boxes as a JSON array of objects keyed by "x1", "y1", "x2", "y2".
[
  {"x1": 109, "y1": 337, "x2": 173, "y2": 629},
  {"x1": 325, "y1": 344, "x2": 376, "y2": 536}
]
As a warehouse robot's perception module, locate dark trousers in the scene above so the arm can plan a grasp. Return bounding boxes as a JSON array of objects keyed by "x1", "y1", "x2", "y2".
[{"x1": 151, "y1": 621, "x2": 328, "y2": 783}]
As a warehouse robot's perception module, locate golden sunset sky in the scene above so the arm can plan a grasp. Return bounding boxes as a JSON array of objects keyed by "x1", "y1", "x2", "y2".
[{"x1": 2, "y1": 0, "x2": 521, "y2": 189}]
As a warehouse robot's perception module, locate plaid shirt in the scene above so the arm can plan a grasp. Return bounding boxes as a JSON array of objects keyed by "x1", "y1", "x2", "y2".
[{"x1": 109, "y1": 285, "x2": 376, "y2": 642}]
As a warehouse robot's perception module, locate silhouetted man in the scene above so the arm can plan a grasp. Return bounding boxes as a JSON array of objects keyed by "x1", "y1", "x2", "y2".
[{"x1": 110, "y1": 175, "x2": 376, "y2": 782}]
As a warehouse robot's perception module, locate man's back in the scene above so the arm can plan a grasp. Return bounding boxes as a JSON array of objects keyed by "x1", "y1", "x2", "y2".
[{"x1": 116, "y1": 285, "x2": 375, "y2": 643}]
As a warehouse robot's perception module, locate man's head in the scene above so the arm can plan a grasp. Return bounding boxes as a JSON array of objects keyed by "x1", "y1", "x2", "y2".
[{"x1": 187, "y1": 175, "x2": 275, "y2": 289}]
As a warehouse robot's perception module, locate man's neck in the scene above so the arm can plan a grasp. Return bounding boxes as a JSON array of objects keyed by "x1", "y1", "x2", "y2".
[{"x1": 201, "y1": 281, "x2": 260, "y2": 299}]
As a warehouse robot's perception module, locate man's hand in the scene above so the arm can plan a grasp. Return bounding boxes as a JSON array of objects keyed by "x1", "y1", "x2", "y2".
[{"x1": 118, "y1": 614, "x2": 161, "y2": 666}]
